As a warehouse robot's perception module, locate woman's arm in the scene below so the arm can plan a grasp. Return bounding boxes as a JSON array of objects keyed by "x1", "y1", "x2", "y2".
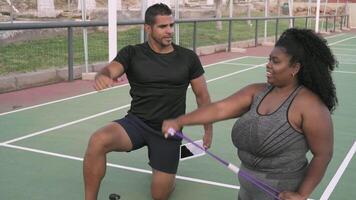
[
  {"x1": 280, "y1": 94, "x2": 333, "y2": 200},
  {"x1": 162, "y1": 83, "x2": 265, "y2": 137}
]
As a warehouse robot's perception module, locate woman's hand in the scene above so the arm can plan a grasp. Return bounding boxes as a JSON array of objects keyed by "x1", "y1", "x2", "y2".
[
  {"x1": 279, "y1": 191, "x2": 307, "y2": 200},
  {"x1": 202, "y1": 129, "x2": 212, "y2": 149}
]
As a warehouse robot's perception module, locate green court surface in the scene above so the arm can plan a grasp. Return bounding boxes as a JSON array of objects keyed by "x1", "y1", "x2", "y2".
[{"x1": 0, "y1": 33, "x2": 355, "y2": 200}]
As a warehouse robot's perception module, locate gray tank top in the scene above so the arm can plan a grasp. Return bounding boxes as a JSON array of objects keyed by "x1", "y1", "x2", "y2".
[{"x1": 231, "y1": 84, "x2": 308, "y2": 174}]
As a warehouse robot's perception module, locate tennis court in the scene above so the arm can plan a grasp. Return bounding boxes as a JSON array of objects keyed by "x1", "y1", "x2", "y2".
[{"x1": 0, "y1": 33, "x2": 355, "y2": 200}]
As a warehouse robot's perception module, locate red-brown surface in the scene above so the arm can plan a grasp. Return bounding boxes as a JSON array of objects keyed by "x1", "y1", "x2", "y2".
[
  {"x1": 329, "y1": 0, "x2": 356, "y2": 3},
  {"x1": 0, "y1": 48, "x2": 271, "y2": 114}
]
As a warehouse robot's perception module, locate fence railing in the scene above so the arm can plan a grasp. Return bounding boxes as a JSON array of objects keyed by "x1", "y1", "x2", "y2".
[{"x1": 0, "y1": 14, "x2": 350, "y2": 81}]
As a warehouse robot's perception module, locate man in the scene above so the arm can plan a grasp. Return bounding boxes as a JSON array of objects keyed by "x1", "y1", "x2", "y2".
[{"x1": 83, "y1": 3, "x2": 212, "y2": 200}]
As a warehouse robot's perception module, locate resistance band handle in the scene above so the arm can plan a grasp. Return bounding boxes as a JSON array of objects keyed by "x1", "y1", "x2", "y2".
[
  {"x1": 227, "y1": 163, "x2": 240, "y2": 174},
  {"x1": 167, "y1": 128, "x2": 176, "y2": 136}
]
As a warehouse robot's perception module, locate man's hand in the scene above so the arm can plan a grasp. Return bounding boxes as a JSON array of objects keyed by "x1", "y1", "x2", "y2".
[
  {"x1": 202, "y1": 129, "x2": 212, "y2": 149},
  {"x1": 279, "y1": 191, "x2": 307, "y2": 200},
  {"x1": 94, "y1": 74, "x2": 113, "y2": 91}
]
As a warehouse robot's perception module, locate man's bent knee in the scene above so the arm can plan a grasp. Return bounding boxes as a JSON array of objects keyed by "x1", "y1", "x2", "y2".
[{"x1": 86, "y1": 123, "x2": 132, "y2": 154}]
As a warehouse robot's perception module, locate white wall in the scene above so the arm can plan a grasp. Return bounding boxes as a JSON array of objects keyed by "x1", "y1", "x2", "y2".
[
  {"x1": 349, "y1": 3, "x2": 356, "y2": 28},
  {"x1": 147, "y1": 0, "x2": 172, "y2": 7},
  {"x1": 37, "y1": 0, "x2": 56, "y2": 17},
  {"x1": 77, "y1": 0, "x2": 97, "y2": 11}
]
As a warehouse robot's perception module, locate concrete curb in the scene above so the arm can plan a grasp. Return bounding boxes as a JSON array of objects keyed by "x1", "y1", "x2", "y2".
[{"x1": 0, "y1": 62, "x2": 106, "y2": 93}]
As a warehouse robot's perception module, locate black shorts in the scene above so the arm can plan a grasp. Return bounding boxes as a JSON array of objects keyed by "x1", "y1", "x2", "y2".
[{"x1": 114, "y1": 113, "x2": 182, "y2": 174}]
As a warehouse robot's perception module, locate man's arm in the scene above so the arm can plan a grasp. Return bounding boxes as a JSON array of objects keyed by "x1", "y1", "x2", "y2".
[
  {"x1": 190, "y1": 75, "x2": 212, "y2": 149},
  {"x1": 94, "y1": 61, "x2": 125, "y2": 91}
]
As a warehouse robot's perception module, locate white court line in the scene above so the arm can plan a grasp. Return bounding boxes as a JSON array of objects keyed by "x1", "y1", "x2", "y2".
[
  {"x1": 2, "y1": 36, "x2": 354, "y2": 117},
  {"x1": 244, "y1": 55, "x2": 267, "y2": 58},
  {"x1": 1, "y1": 104, "x2": 130, "y2": 145},
  {"x1": 203, "y1": 56, "x2": 248, "y2": 69},
  {"x1": 0, "y1": 143, "x2": 240, "y2": 190},
  {"x1": 1, "y1": 137, "x2": 316, "y2": 200},
  {"x1": 206, "y1": 64, "x2": 264, "y2": 83},
  {"x1": 331, "y1": 47, "x2": 356, "y2": 51},
  {"x1": 333, "y1": 44, "x2": 356, "y2": 47},
  {"x1": 0, "y1": 83, "x2": 130, "y2": 117},
  {"x1": 339, "y1": 62, "x2": 356, "y2": 65},
  {"x1": 320, "y1": 141, "x2": 356, "y2": 200},
  {"x1": 223, "y1": 62, "x2": 263, "y2": 67},
  {"x1": 0, "y1": 56, "x2": 250, "y2": 117},
  {"x1": 334, "y1": 70, "x2": 356, "y2": 74},
  {"x1": 1, "y1": 61, "x2": 322, "y2": 199},
  {"x1": 329, "y1": 36, "x2": 356, "y2": 46},
  {"x1": 324, "y1": 33, "x2": 345, "y2": 39},
  {"x1": 334, "y1": 53, "x2": 356, "y2": 57},
  {"x1": 221, "y1": 56, "x2": 356, "y2": 66},
  {"x1": 0, "y1": 32, "x2": 352, "y2": 200},
  {"x1": 0, "y1": 84, "x2": 129, "y2": 117},
  {"x1": 1, "y1": 63, "x2": 265, "y2": 145}
]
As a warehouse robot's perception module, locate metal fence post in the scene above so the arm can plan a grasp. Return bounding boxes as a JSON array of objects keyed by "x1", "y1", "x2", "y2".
[
  {"x1": 228, "y1": 20, "x2": 232, "y2": 52},
  {"x1": 255, "y1": 19, "x2": 258, "y2": 47},
  {"x1": 347, "y1": 15, "x2": 349, "y2": 28},
  {"x1": 275, "y1": 18, "x2": 279, "y2": 43},
  {"x1": 193, "y1": 21, "x2": 197, "y2": 53},
  {"x1": 305, "y1": 17, "x2": 308, "y2": 28},
  {"x1": 333, "y1": 16, "x2": 336, "y2": 32},
  {"x1": 67, "y1": 27, "x2": 74, "y2": 81}
]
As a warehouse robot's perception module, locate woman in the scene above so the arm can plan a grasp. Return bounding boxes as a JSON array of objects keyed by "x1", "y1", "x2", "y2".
[{"x1": 162, "y1": 28, "x2": 337, "y2": 200}]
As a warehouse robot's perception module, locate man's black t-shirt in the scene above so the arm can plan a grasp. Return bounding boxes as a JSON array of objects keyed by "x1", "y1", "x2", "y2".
[{"x1": 114, "y1": 42, "x2": 204, "y2": 130}]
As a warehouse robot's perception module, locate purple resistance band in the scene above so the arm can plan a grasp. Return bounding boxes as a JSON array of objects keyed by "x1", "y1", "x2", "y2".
[{"x1": 168, "y1": 129, "x2": 281, "y2": 200}]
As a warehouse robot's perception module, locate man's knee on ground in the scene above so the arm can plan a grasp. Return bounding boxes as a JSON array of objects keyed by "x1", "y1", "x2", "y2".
[
  {"x1": 151, "y1": 187, "x2": 174, "y2": 200},
  {"x1": 151, "y1": 171, "x2": 176, "y2": 200}
]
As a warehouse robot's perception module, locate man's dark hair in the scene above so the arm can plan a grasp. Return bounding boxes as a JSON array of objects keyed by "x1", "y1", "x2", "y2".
[
  {"x1": 145, "y1": 3, "x2": 172, "y2": 25},
  {"x1": 276, "y1": 28, "x2": 338, "y2": 112}
]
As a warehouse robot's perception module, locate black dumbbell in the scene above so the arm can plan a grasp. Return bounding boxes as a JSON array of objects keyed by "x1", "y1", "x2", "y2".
[{"x1": 109, "y1": 193, "x2": 121, "y2": 200}]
